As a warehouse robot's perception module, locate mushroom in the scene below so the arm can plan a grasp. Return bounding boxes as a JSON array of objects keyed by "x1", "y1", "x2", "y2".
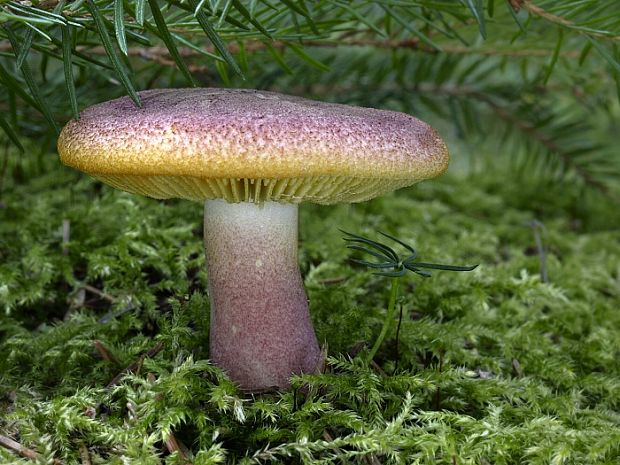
[{"x1": 57, "y1": 88, "x2": 448, "y2": 391}]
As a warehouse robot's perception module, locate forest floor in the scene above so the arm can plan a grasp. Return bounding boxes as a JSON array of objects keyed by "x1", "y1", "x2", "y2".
[{"x1": 1, "y1": 157, "x2": 619, "y2": 464}]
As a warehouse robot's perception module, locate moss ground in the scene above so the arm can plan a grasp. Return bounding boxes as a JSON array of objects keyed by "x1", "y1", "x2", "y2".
[{"x1": 1, "y1": 158, "x2": 619, "y2": 464}]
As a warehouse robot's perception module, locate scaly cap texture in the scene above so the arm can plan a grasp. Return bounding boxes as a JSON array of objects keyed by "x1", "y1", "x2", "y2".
[{"x1": 58, "y1": 88, "x2": 449, "y2": 204}]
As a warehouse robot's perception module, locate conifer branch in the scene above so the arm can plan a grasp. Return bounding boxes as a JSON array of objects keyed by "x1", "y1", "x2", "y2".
[
  {"x1": 0, "y1": 38, "x2": 582, "y2": 60},
  {"x1": 0, "y1": 0, "x2": 618, "y2": 202},
  {"x1": 419, "y1": 82, "x2": 617, "y2": 198},
  {"x1": 469, "y1": 91, "x2": 614, "y2": 197}
]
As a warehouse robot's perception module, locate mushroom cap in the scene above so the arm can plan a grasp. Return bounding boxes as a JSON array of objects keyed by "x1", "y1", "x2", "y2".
[{"x1": 58, "y1": 88, "x2": 448, "y2": 204}]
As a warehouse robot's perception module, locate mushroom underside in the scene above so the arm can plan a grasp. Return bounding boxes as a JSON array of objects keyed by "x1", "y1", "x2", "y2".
[{"x1": 95, "y1": 173, "x2": 414, "y2": 204}]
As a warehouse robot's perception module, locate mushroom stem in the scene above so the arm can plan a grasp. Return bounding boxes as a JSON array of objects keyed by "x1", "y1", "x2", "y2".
[{"x1": 204, "y1": 199, "x2": 321, "y2": 391}]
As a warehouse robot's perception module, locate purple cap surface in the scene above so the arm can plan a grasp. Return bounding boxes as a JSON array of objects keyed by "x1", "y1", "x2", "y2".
[{"x1": 58, "y1": 88, "x2": 449, "y2": 204}]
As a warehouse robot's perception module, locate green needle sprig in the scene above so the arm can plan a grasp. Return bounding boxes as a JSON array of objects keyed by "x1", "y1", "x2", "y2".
[{"x1": 341, "y1": 230, "x2": 478, "y2": 364}]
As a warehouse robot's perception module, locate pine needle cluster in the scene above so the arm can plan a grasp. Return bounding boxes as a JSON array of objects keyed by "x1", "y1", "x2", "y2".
[{"x1": 0, "y1": 0, "x2": 619, "y2": 197}]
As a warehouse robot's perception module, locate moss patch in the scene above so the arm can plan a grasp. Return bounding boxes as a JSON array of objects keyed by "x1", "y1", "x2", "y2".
[{"x1": 1, "y1": 161, "x2": 619, "y2": 464}]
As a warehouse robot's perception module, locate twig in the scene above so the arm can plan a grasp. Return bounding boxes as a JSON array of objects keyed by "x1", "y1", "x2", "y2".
[
  {"x1": 97, "y1": 302, "x2": 136, "y2": 324},
  {"x1": 347, "y1": 341, "x2": 367, "y2": 359},
  {"x1": 36, "y1": 0, "x2": 62, "y2": 9},
  {"x1": 82, "y1": 284, "x2": 117, "y2": 303},
  {"x1": 164, "y1": 432, "x2": 192, "y2": 464},
  {"x1": 0, "y1": 435, "x2": 39, "y2": 461},
  {"x1": 134, "y1": 368, "x2": 190, "y2": 463},
  {"x1": 79, "y1": 445, "x2": 91, "y2": 465},
  {"x1": 322, "y1": 430, "x2": 349, "y2": 463},
  {"x1": 346, "y1": 341, "x2": 386, "y2": 376},
  {"x1": 130, "y1": 46, "x2": 212, "y2": 74},
  {"x1": 520, "y1": 0, "x2": 619, "y2": 40},
  {"x1": 508, "y1": 0, "x2": 524, "y2": 12},
  {"x1": 522, "y1": 1, "x2": 573, "y2": 27},
  {"x1": 76, "y1": 39, "x2": 581, "y2": 58},
  {"x1": 0, "y1": 38, "x2": 581, "y2": 61},
  {"x1": 369, "y1": 360, "x2": 387, "y2": 377},
  {"x1": 82, "y1": 286, "x2": 136, "y2": 324},
  {"x1": 94, "y1": 339, "x2": 120, "y2": 364},
  {"x1": 106, "y1": 341, "x2": 164, "y2": 388},
  {"x1": 0, "y1": 434, "x2": 62, "y2": 464}
]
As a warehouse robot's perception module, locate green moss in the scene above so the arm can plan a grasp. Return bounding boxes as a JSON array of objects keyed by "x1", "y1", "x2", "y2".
[{"x1": 1, "y1": 159, "x2": 619, "y2": 464}]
